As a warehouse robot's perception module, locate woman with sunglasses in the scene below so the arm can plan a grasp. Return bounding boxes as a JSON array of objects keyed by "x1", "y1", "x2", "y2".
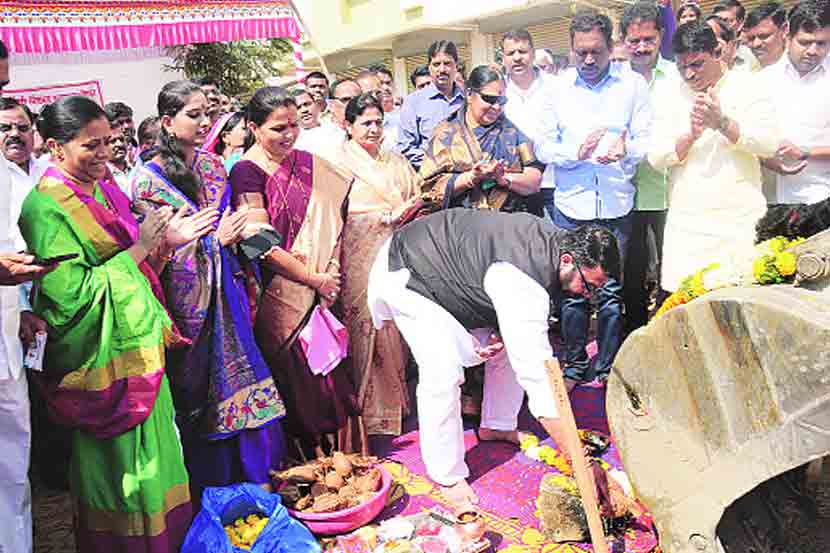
[{"x1": 418, "y1": 64, "x2": 545, "y2": 215}]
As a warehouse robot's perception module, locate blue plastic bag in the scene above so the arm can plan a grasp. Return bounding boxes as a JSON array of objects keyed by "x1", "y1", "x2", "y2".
[{"x1": 182, "y1": 483, "x2": 321, "y2": 553}]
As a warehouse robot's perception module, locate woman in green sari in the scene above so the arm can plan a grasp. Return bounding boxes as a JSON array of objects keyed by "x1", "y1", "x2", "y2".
[{"x1": 19, "y1": 96, "x2": 217, "y2": 553}]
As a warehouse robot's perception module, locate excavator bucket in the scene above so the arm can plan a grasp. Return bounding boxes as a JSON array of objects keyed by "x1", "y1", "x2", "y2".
[{"x1": 607, "y1": 230, "x2": 830, "y2": 553}]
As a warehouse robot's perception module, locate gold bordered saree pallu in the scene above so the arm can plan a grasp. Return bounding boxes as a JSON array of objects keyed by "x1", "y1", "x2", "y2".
[{"x1": 19, "y1": 167, "x2": 192, "y2": 553}]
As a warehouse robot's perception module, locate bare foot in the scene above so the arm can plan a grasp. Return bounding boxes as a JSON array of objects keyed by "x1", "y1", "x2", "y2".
[
  {"x1": 478, "y1": 427, "x2": 535, "y2": 446},
  {"x1": 439, "y1": 479, "x2": 479, "y2": 508}
]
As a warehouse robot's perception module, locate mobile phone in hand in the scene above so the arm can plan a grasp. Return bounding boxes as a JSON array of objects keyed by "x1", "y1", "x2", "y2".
[{"x1": 33, "y1": 253, "x2": 79, "y2": 265}]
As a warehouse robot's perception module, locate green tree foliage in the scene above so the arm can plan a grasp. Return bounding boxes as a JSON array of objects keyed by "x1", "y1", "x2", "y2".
[{"x1": 166, "y1": 39, "x2": 293, "y2": 99}]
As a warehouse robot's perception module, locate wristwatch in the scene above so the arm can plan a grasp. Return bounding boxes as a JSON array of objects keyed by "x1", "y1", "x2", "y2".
[{"x1": 718, "y1": 115, "x2": 730, "y2": 133}]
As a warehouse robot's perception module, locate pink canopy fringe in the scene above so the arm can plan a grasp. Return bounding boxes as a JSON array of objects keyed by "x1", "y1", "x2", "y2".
[
  {"x1": 0, "y1": 19, "x2": 299, "y2": 54},
  {"x1": 0, "y1": 1, "x2": 300, "y2": 54}
]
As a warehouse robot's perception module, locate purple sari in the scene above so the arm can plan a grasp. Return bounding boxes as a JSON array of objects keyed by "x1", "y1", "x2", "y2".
[{"x1": 132, "y1": 151, "x2": 286, "y2": 495}]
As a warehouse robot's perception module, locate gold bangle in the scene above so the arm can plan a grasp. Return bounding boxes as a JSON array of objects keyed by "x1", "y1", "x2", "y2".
[{"x1": 156, "y1": 247, "x2": 174, "y2": 263}]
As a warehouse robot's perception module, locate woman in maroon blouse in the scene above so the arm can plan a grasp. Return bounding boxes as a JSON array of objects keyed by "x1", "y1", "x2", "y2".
[{"x1": 229, "y1": 87, "x2": 367, "y2": 457}]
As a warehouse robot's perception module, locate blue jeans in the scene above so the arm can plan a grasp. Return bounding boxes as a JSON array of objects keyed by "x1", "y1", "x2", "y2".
[
  {"x1": 552, "y1": 206, "x2": 631, "y2": 382},
  {"x1": 541, "y1": 189, "x2": 556, "y2": 223}
]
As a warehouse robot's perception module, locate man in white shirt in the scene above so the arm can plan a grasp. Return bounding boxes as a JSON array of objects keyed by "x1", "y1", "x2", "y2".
[
  {"x1": 0, "y1": 39, "x2": 56, "y2": 553},
  {"x1": 293, "y1": 80, "x2": 354, "y2": 164},
  {"x1": 648, "y1": 22, "x2": 779, "y2": 291},
  {"x1": 291, "y1": 88, "x2": 322, "y2": 131},
  {"x1": 536, "y1": 10, "x2": 653, "y2": 386},
  {"x1": 743, "y1": 2, "x2": 788, "y2": 69},
  {"x1": 0, "y1": 98, "x2": 51, "y2": 202},
  {"x1": 368, "y1": 209, "x2": 615, "y2": 508},
  {"x1": 713, "y1": 0, "x2": 761, "y2": 69},
  {"x1": 370, "y1": 64, "x2": 402, "y2": 153},
  {"x1": 103, "y1": 121, "x2": 132, "y2": 198},
  {"x1": 619, "y1": 2, "x2": 679, "y2": 333},
  {"x1": 503, "y1": 29, "x2": 557, "y2": 221},
  {"x1": 762, "y1": 0, "x2": 830, "y2": 205}
]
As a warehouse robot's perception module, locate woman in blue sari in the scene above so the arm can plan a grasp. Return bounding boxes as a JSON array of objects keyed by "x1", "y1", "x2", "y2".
[
  {"x1": 418, "y1": 65, "x2": 545, "y2": 216},
  {"x1": 131, "y1": 81, "x2": 286, "y2": 500}
]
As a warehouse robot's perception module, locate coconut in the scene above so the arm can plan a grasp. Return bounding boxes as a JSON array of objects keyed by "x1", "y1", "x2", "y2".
[
  {"x1": 325, "y1": 470, "x2": 346, "y2": 490},
  {"x1": 332, "y1": 451, "x2": 354, "y2": 477}
]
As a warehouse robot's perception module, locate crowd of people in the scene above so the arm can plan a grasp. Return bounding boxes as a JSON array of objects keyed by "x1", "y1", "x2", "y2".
[{"x1": 0, "y1": 0, "x2": 829, "y2": 550}]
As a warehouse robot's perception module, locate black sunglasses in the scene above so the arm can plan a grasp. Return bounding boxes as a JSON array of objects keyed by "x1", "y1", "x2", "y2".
[
  {"x1": 475, "y1": 91, "x2": 508, "y2": 106},
  {"x1": 567, "y1": 252, "x2": 597, "y2": 297}
]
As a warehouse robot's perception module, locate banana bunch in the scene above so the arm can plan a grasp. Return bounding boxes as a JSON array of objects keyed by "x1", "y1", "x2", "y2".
[{"x1": 224, "y1": 513, "x2": 269, "y2": 550}]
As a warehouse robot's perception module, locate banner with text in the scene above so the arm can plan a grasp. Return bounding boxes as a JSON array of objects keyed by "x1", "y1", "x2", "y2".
[{"x1": 3, "y1": 80, "x2": 104, "y2": 112}]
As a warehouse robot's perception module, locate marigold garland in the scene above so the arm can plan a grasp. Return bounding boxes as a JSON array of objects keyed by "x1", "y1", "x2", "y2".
[
  {"x1": 520, "y1": 435, "x2": 573, "y2": 475},
  {"x1": 653, "y1": 236, "x2": 805, "y2": 320}
]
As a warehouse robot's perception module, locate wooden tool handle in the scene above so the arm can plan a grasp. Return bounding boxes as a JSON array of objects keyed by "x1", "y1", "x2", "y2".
[{"x1": 545, "y1": 359, "x2": 609, "y2": 553}]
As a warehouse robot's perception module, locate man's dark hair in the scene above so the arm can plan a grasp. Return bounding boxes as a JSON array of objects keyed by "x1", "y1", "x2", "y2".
[
  {"x1": 706, "y1": 15, "x2": 737, "y2": 42},
  {"x1": 621, "y1": 2, "x2": 665, "y2": 38},
  {"x1": 787, "y1": 0, "x2": 830, "y2": 37},
  {"x1": 368, "y1": 63, "x2": 393, "y2": 80},
  {"x1": 137, "y1": 116, "x2": 159, "y2": 146},
  {"x1": 745, "y1": 1, "x2": 787, "y2": 30},
  {"x1": 0, "y1": 97, "x2": 34, "y2": 124},
  {"x1": 674, "y1": 21, "x2": 721, "y2": 55},
  {"x1": 329, "y1": 78, "x2": 359, "y2": 100},
  {"x1": 0, "y1": 39, "x2": 8, "y2": 60},
  {"x1": 502, "y1": 29, "x2": 535, "y2": 48},
  {"x1": 713, "y1": 0, "x2": 746, "y2": 22},
  {"x1": 677, "y1": 2, "x2": 703, "y2": 23},
  {"x1": 289, "y1": 87, "x2": 313, "y2": 101},
  {"x1": 570, "y1": 9, "x2": 614, "y2": 49},
  {"x1": 410, "y1": 64, "x2": 430, "y2": 87},
  {"x1": 193, "y1": 76, "x2": 220, "y2": 89},
  {"x1": 304, "y1": 71, "x2": 329, "y2": 84},
  {"x1": 560, "y1": 225, "x2": 621, "y2": 280},
  {"x1": 456, "y1": 60, "x2": 467, "y2": 79},
  {"x1": 103, "y1": 101, "x2": 133, "y2": 124},
  {"x1": 427, "y1": 40, "x2": 459, "y2": 63}
]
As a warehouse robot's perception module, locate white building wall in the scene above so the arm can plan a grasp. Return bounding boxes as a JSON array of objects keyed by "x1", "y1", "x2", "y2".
[{"x1": 8, "y1": 48, "x2": 183, "y2": 122}]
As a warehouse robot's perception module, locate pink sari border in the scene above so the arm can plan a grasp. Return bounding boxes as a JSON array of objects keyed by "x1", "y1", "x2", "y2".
[
  {"x1": 46, "y1": 370, "x2": 164, "y2": 441},
  {"x1": 0, "y1": 18, "x2": 299, "y2": 54}
]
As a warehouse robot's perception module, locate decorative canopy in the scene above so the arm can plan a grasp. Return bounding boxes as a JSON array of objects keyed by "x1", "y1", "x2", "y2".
[{"x1": 0, "y1": 1, "x2": 300, "y2": 54}]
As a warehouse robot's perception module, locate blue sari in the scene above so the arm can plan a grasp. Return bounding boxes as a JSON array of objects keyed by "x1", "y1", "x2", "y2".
[
  {"x1": 419, "y1": 106, "x2": 544, "y2": 215},
  {"x1": 131, "y1": 151, "x2": 286, "y2": 498}
]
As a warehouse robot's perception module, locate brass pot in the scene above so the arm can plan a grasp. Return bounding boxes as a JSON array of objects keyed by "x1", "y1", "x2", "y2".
[{"x1": 454, "y1": 509, "x2": 486, "y2": 543}]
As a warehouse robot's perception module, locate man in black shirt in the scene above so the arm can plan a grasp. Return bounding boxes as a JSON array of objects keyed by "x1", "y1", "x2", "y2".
[{"x1": 368, "y1": 209, "x2": 619, "y2": 506}]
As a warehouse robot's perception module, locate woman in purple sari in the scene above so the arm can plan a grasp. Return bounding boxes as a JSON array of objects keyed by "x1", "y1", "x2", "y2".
[
  {"x1": 230, "y1": 87, "x2": 367, "y2": 458},
  {"x1": 131, "y1": 81, "x2": 286, "y2": 499}
]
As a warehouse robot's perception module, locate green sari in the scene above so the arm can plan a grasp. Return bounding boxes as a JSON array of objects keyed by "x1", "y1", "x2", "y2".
[{"x1": 19, "y1": 167, "x2": 191, "y2": 553}]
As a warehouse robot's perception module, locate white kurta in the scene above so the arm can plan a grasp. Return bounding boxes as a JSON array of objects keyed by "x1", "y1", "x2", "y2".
[
  {"x1": 293, "y1": 122, "x2": 347, "y2": 166},
  {"x1": 0, "y1": 152, "x2": 32, "y2": 553},
  {"x1": 761, "y1": 56, "x2": 830, "y2": 205},
  {"x1": 368, "y1": 239, "x2": 557, "y2": 485},
  {"x1": 648, "y1": 68, "x2": 779, "y2": 291}
]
